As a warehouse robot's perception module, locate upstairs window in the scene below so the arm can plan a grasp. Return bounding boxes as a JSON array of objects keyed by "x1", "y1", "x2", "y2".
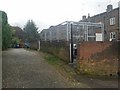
[{"x1": 110, "y1": 17, "x2": 115, "y2": 25}]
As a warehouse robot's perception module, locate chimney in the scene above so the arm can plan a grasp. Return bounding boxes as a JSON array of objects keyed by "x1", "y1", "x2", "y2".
[
  {"x1": 82, "y1": 15, "x2": 86, "y2": 20},
  {"x1": 88, "y1": 13, "x2": 90, "y2": 18},
  {"x1": 106, "y1": 4, "x2": 113, "y2": 12}
]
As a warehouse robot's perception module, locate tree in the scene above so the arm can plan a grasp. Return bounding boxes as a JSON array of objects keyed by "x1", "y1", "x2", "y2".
[
  {"x1": 24, "y1": 20, "x2": 39, "y2": 42},
  {"x1": 10, "y1": 26, "x2": 20, "y2": 48},
  {"x1": 0, "y1": 11, "x2": 12, "y2": 50},
  {"x1": 12, "y1": 26, "x2": 26, "y2": 42}
]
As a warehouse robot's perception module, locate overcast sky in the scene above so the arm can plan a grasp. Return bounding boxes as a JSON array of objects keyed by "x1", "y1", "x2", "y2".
[{"x1": 0, "y1": 0, "x2": 119, "y2": 32}]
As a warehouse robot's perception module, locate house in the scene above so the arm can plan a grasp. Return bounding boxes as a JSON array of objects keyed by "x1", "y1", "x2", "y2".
[{"x1": 80, "y1": 4, "x2": 119, "y2": 41}]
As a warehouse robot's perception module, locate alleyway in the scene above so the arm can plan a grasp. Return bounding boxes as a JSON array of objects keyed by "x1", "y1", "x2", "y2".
[{"x1": 2, "y1": 48, "x2": 88, "y2": 88}]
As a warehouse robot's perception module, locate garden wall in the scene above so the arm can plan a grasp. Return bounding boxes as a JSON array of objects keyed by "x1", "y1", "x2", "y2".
[
  {"x1": 40, "y1": 41, "x2": 70, "y2": 62},
  {"x1": 77, "y1": 41, "x2": 119, "y2": 76},
  {"x1": 29, "y1": 40, "x2": 39, "y2": 50}
]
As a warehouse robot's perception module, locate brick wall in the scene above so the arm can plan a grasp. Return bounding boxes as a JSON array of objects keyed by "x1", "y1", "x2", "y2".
[
  {"x1": 40, "y1": 41, "x2": 70, "y2": 62},
  {"x1": 29, "y1": 40, "x2": 38, "y2": 50},
  {"x1": 79, "y1": 42, "x2": 112, "y2": 60},
  {"x1": 77, "y1": 41, "x2": 119, "y2": 76}
]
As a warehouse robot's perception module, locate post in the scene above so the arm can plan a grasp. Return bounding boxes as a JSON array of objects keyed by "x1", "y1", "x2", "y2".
[
  {"x1": 70, "y1": 24, "x2": 74, "y2": 63},
  {"x1": 0, "y1": 11, "x2": 2, "y2": 89},
  {"x1": 118, "y1": 1, "x2": 120, "y2": 32}
]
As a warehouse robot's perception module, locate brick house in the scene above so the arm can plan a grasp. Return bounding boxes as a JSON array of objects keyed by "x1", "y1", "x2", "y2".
[{"x1": 80, "y1": 4, "x2": 119, "y2": 41}]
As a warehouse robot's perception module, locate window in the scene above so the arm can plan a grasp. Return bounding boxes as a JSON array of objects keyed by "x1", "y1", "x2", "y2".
[
  {"x1": 110, "y1": 17, "x2": 115, "y2": 25},
  {"x1": 109, "y1": 32, "x2": 116, "y2": 41}
]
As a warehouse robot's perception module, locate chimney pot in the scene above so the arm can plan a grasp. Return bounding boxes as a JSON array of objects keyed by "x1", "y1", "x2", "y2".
[
  {"x1": 82, "y1": 15, "x2": 86, "y2": 20},
  {"x1": 107, "y1": 4, "x2": 113, "y2": 12}
]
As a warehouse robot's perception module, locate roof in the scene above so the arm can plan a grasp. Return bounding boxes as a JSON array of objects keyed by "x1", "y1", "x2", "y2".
[{"x1": 80, "y1": 7, "x2": 119, "y2": 22}]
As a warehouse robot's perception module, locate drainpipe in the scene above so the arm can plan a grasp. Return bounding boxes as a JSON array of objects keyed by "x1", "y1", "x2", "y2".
[{"x1": 67, "y1": 23, "x2": 69, "y2": 41}]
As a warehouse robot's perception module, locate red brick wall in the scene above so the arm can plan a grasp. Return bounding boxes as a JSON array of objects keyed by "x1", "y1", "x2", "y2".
[
  {"x1": 77, "y1": 41, "x2": 119, "y2": 76},
  {"x1": 79, "y1": 42, "x2": 112, "y2": 59}
]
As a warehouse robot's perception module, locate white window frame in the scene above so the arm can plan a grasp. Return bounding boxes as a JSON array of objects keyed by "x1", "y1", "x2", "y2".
[
  {"x1": 110, "y1": 17, "x2": 115, "y2": 25},
  {"x1": 109, "y1": 32, "x2": 116, "y2": 41}
]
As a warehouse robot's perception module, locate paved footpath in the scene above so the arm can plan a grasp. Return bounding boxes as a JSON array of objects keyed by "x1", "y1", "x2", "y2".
[{"x1": 2, "y1": 48, "x2": 89, "y2": 88}]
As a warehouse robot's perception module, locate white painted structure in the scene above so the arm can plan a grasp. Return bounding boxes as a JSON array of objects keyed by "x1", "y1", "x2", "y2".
[
  {"x1": 63, "y1": 21, "x2": 104, "y2": 41},
  {"x1": 38, "y1": 40, "x2": 40, "y2": 51},
  {"x1": 96, "y1": 33, "x2": 103, "y2": 41}
]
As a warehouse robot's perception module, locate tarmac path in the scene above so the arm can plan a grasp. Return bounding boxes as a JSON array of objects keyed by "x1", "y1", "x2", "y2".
[{"x1": 2, "y1": 48, "x2": 89, "y2": 88}]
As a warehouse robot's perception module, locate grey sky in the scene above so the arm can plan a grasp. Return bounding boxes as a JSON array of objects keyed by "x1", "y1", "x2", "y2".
[{"x1": 0, "y1": 0, "x2": 119, "y2": 32}]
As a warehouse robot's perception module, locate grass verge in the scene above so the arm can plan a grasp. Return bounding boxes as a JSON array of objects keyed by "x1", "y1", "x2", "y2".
[{"x1": 42, "y1": 52, "x2": 79, "y2": 82}]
